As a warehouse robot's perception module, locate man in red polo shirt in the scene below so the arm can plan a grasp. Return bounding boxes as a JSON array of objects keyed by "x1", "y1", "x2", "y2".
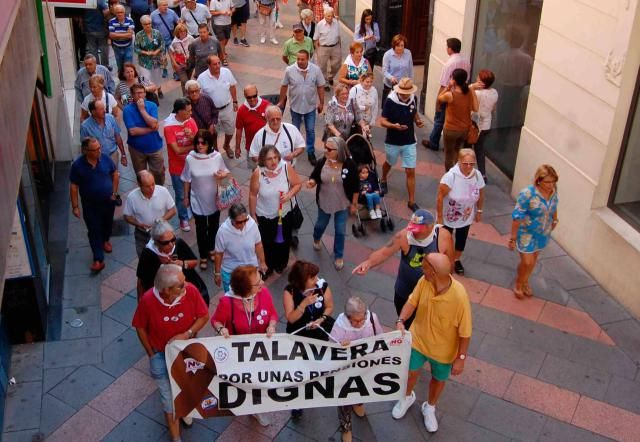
[
  {"x1": 133, "y1": 264, "x2": 209, "y2": 442},
  {"x1": 235, "y1": 84, "x2": 270, "y2": 168}
]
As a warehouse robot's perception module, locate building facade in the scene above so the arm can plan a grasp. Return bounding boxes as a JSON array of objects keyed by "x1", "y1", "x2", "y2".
[
  {"x1": 350, "y1": 0, "x2": 640, "y2": 317},
  {"x1": 0, "y1": 0, "x2": 73, "y2": 425}
]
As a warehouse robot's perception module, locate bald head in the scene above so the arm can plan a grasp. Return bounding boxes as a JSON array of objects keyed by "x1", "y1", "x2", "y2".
[
  {"x1": 424, "y1": 253, "x2": 451, "y2": 276},
  {"x1": 244, "y1": 84, "x2": 258, "y2": 96},
  {"x1": 137, "y1": 170, "x2": 155, "y2": 198}
]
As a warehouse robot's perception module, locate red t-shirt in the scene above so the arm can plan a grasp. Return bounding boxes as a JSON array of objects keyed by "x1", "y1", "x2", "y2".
[
  {"x1": 235, "y1": 99, "x2": 270, "y2": 150},
  {"x1": 211, "y1": 287, "x2": 278, "y2": 335},
  {"x1": 164, "y1": 117, "x2": 199, "y2": 175},
  {"x1": 132, "y1": 282, "x2": 209, "y2": 351}
]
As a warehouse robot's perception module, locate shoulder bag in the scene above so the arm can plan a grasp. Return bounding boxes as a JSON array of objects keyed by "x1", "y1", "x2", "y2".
[{"x1": 284, "y1": 163, "x2": 304, "y2": 230}]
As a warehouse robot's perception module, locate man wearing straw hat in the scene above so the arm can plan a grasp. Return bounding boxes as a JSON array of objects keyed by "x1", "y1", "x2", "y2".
[{"x1": 379, "y1": 77, "x2": 425, "y2": 212}]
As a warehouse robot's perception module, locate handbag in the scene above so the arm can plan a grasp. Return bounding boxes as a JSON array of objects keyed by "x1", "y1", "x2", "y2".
[
  {"x1": 216, "y1": 176, "x2": 243, "y2": 210},
  {"x1": 466, "y1": 121, "x2": 480, "y2": 145},
  {"x1": 364, "y1": 47, "x2": 382, "y2": 67},
  {"x1": 284, "y1": 164, "x2": 304, "y2": 229}
]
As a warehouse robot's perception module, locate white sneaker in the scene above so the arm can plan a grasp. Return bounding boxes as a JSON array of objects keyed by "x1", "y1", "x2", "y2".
[
  {"x1": 260, "y1": 36, "x2": 266, "y2": 44},
  {"x1": 180, "y1": 219, "x2": 191, "y2": 232},
  {"x1": 421, "y1": 402, "x2": 438, "y2": 432},
  {"x1": 313, "y1": 240, "x2": 322, "y2": 251},
  {"x1": 391, "y1": 391, "x2": 415, "y2": 419},
  {"x1": 253, "y1": 412, "x2": 271, "y2": 426},
  {"x1": 376, "y1": 208, "x2": 383, "y2": 218},
  {"x1": 270, "y1": 37, "x2": 279, "y2": 45},
  {"x1": 181, "y1": 416, "x2": 193, "y2": 427},
  {"x1": 369, "y1": 209, "x2": 377, "y2": 220},
  {"x1": 275, "y1": 21, "x2": 284, "y2": 29}
]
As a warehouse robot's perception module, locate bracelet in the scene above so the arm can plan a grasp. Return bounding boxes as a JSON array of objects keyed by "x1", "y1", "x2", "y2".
[
  {"x1": 477, "y1": 209, "x2": 483, "y2": 213},
  {"x1": 213, "y1": 272, "x2": 221, "y2": 276},
  {"x1": 187, "y1": 329, "x2": 193, "y2": 338},
  {"x1": 396, "y1": 318, "x2": 404, "y2": 324}
]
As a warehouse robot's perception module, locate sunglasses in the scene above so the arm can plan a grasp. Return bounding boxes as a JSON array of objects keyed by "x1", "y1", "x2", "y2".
[
  {"x1": 245, "y1": 94, "x2": 258, "y2": 99},
  {"x1": 325, "y1": 147, "x2": 337, "y2": 152},
  {"x1": 156, "y1": 236, "x2": 177, "y2": 246},
  {"x1": 461, "y1": 162, "x2": 476, "y2": 166}
]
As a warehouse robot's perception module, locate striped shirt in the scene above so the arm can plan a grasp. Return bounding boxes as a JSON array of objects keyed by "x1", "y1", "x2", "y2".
[
  {"x1": 439, "y1": 53, "x2": 471, "y2": 87},
  {"x1": 108, "y1": 16, "x2": 135, "y2": 48}
]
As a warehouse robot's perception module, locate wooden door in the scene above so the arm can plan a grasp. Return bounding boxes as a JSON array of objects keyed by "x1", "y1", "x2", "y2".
[{"x1": 402, "y1": 0, "x2": 430, "y2": 64}]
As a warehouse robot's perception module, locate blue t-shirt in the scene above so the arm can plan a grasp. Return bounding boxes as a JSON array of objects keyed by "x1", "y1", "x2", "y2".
[
  {"x1": 123, "y1": 101, "x2": 163, "y2": 153},
  {"x1": 382, "y1": 96, "x2": 417, "y2": 146},
  {"x1": 108, "y1": 16, "x2": 135, "y2": 48},
  {"x1": 151, "y1": 9, "x2": 180, "y2": 44},
  {"x1": 83, "y1": 0, "x2": 108, "y2": 33},
  {"x1": 69, "y1": 154, "x2": 116, "y2": 204}
]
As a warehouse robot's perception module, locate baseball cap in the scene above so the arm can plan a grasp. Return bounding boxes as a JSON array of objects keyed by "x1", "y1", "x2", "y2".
[
  {"x1": 407, "y1": 209, "x2": 435, "y2": 233},
  {"x1": 292, "y1": 23, "x2": 304, "y2": 31}
]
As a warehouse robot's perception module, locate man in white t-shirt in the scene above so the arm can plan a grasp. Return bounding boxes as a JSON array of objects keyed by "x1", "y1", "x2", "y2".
[
  {"x1": 181, "y1": 0, "x2": 211, "y2": 37},
  {"x1": 249, "y1": 105, "x2": 306, "y2": 165},
  {"x1": 197, "y1": 55, "x2": 239, "y2": 158},
  {"x1": 123, "y1": 171, "x2": 177, "y2": 256}
]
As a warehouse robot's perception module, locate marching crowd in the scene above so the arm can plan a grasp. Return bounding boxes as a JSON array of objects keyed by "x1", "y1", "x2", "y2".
[{"x1": 69, "y1": 1, "x2": 560, "y2": 441}]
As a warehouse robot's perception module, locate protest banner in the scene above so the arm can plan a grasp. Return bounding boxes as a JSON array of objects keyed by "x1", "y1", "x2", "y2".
[{"x1": 166, "y1": 331, "x2": 411, "y2": 419}]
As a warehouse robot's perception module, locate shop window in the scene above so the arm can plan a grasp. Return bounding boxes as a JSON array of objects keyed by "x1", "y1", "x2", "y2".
[
  {"x1": 470, "y1": 0, "x2": 543, "y2": 178},
  {"x1": 610, "y1": 69, "x2": 640, "y2": 231}
]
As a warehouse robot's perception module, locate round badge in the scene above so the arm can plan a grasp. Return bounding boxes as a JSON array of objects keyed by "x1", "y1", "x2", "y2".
[
  {"x1": 318, "y1": 296, "x2": 324, "y2": 302},
  {"x1": 261, "y1": 309, "x2": 268, "y2": 316},
  {"x1": 178, "y1": 312, "x2": 184, "y2": 318},
  {"x1": 163, "y1": 316, "x2": 170, "y2": 322},
  {"x1": 256, "y1": 315, "x2": 262, "y2": 321},
  {"x1": 314, "y1": 302, "x2": 323, "y2": 309},
  {"x1": 259, "y1": 320, "x2": 264, "y2": 325}
]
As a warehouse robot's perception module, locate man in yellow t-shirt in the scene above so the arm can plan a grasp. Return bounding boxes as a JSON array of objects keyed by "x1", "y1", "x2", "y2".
[{"x1": 392, "y1": 252, "x2": 472, "y2": 433}]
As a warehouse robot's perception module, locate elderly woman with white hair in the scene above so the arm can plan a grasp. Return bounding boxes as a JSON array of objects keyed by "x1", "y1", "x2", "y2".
[
  {"x1": 299, "y1": 8, "x2": 316, "y2": 39},
  {"x1": 132, "y1": 263, "x2": 209, "y2": 441},
  {"x1": 135, "y1": 14, "x2": 167, "y2": 98},
  {"x1": 307, "y1": 136, "x2": 359, "y2": 270},
  {"x1": 436, "y1": 148, "x2": 485, "y2": 276},
  {"x1": 136, "y1": 219, "x2": 210, "y2": 304},
  {"x1": 332, "y1": 296, "x2": 383, "y2": 442}
]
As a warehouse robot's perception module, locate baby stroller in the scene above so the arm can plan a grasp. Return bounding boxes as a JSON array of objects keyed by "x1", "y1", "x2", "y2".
[{"x1": 345, "y1": 133, "x2": 395, "y2": 236}]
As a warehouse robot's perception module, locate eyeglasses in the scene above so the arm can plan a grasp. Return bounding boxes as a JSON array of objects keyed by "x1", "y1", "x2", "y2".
[
  {"x1": 245, "y1": 94, "x2": 258, "y2": 99},
  {"x1": 460, "y1": 162, "x2": 476, "y2": 166},
  {"x1": 252, "y1": 274, "x2": 263, "y2": 287},
  {"x1": 325, "y1": 147, "x2": 337, "y2": 152},
  {"x1": 233, "y1": 217, "x2": 249, "y2": 225},
  {"x1": 156, "y1": 236, "x2": 177, "y2": 246}
]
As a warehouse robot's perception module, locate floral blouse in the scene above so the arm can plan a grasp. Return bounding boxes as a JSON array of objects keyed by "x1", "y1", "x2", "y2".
[
  {"x1": 512, "y1": 184, "x2": 558, "y2": 253},
  {"x1": 325, "y1": 98, "x2": 360, "y2": 140},
  {"x1": 134, "y1": 29, "x2": 165, "y2": 70}
]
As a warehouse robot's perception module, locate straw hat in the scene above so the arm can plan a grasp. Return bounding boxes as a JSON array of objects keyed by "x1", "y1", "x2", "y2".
[{"x1": 393, "y1": 77, "x2": 417, "y2": 95}]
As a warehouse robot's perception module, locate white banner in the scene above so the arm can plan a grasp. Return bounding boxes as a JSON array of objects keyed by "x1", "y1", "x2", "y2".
[{"x1": 166, "y1": 331, "x2": 412, "y2": 418}]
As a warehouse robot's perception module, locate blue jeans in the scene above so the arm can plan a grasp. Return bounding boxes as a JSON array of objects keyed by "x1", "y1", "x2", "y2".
[
  {"x1": 428, "y1": 102, "x2": 447, "y2": 148},
  {"x1": 170, "y1": 174, "x2": 189, "y2": 221},
  {"x1": 112, "y1": 45, "x2": 133, "y2": 72},
  {"x1": 149, "y1": 352, "x2": 173, "y2": 413},
  {"x1": 290, "y1": 110, "x2": 316, "y2": 154},
  {"x1": 364, "y1": 192, "x2": 381, "y2": 210},
  {"x1": 313, "y1": 207, "x2": 348, "y2": 259}
]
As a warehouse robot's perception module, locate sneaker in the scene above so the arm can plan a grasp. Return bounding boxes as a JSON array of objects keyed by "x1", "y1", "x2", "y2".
[
  {"x1": 233, "y1": 37, "x2": 239, "y2": 45},
  {"x1": 222, "y1": 59, "x2": 229, "y2": 66},
  {"x1": 253, "y1": 413, "x2": 271, "y2": 426},
  {"x1": 407, "y1": 202, "x2": 420, "y2": 212},
  {"x1": 157, "y1": 88, "x2": 164, "y2": 99},
  {"x1": 181, "y1": 416, "x2": 193, "y2": 428},
  {"x1": 260, "y1": 36, "x2": 266, "y2": 44},
  {"x1": 454, "y1": 260, "x2": 464, "y2": 275},
  {"x1": 421, "y1": 402, "x2": 438, "y2": 432},
  {"x1": 313, "y1": 240, "x2": 322, "y2": 251},
  {"x1": 90, "y1": 261, "x2": 106, "y2": 273},
  {"x1": 270, "y1": 37, "x2": 279, "y2": 45},
  {"x1": 173, "y1": 72, "x2": 180, "y2": 81},
  {"x1": 308, "y1": 152, "x2": 317, "y2": 166},
  {"x1": 369, "y1": 209, "x2": 377, "y2": 220},
  {"x1": 162, "y1": 68, "x2": 168, "y2": 78},
  {"x1": 380, "y1": 181, "x2": 388, "y2": 195},
  {"x1": 103, "y1": 241, "x2": 113, "y2": 253},
  {"x1": 275, "y1": 21, "x2": 283, "y2": 29},
  {"x1": 391, "y1": 391, "x2": 416, "y2": 419},
  {"x1": 422, "y1": 139, "x2": 439, "y2": 151},
  {"x1": 291, "y1": 235, "x2": 299, "y2": 249},
  {"x1": 240, "y1": 39, "x2": 250, "y2": 47},
  {"x1": 375, "y1": 208, "x2": 383, "y2": 218},
  {"x1": 180, "y1": 219, "x2": 191, "y2": 232}
]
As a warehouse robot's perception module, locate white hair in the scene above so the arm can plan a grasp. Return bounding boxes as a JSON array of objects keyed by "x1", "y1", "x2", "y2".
[
  {"x1": 154, "y1": 264, "x2": 182, "y2": 292},
  {"x1": 344, "y1": 296, "x2": 367, "y2": 317},
  {"x1": 300, "y1": 8, "x2": 313, "y2": 20},
  {"x1": 185, "y1": 80, "x2": 200, "y2": 92},
  {"x1": 140, "y1": 14, "x2": 152, "y2": 25},
  {"x1": 151, "y1": 219, "x2": 174, "y2": 241},
  {"x1": 324, "y1": 6, "x2": 334, "y2": 15}
]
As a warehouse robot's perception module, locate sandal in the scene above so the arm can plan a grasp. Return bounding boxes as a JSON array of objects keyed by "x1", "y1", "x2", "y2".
[
  {"x1": 523, "y1": 284, "x2": 533, "y2": 297},
  {"x1": 199, "y1": 259, "x2": 208, "y2": 270},
  {"x1": 235, "y1": 148, "x2": 242, "y2": 159},
  {"x1": 334, "y1": 259, "x2": 344, "y2": 271},
  {"x1": 514, "y1": 286, "x2": 526, "y2": 299},
  {"x1": 224, "y1": 146, "x2": 234, "y2": 159},
  {"x1": 208, "y1": 251, "x2": 216, "y2": 262}
]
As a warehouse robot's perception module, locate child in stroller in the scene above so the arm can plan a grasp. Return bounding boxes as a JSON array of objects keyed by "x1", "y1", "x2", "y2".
[{"x1": 358, "y1": 165, "x2": 382, "y2": 219}]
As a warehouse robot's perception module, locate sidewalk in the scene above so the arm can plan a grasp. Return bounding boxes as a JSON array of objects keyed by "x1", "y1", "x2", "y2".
[{"x1": 3, "y1": 3, "x2": 640, "y2": 441}]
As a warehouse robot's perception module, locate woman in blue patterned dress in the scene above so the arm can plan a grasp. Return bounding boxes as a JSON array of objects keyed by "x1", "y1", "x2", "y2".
[
  {"x1": 509, "y1": 164, "x2": 559, "y2": 299},
  {"x1": 337, "y1": 41, "x2": 371, "y2": 89}
]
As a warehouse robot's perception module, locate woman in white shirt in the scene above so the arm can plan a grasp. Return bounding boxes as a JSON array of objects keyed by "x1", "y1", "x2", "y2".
[
  {"x1": 348, "y1": 72, "x2": 378, "y2": 128},
  {"x1": 249, "y1": 145, "x2": 303, "y2": 275},
  {"x1": 436, "y1": 148, "x2": 485, "y2": 275},
  {"x1": 181, "y1": 129, "x2": 229, "y2": 269},
  {"x1": 471, "y1": 69, "x2": 499, "y2": 180},
  {"x1": 80, "y1": 75, "x2": 120, "y2": 122}
]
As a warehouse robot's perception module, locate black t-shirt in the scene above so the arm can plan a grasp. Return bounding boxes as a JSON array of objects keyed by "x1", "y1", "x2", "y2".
[
  {"x1": 382, "y1": 96, "x2": 417, "y2": 146},
  {"x1": 136, "y1": 238, "x2": 209, "y2": 303},
  {"x1": 285, "y1": 282, "x2": 329, "y2": 341}
]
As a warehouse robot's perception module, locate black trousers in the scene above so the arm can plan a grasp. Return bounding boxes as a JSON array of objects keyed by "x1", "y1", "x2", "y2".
[
  {"x1": 472, "y1": 130, "x2": 489, "y2": 178},
  {"x1": 443, "y1": 224, "x2": 471, "y2": 252},
  {"x1": 82, "y1": 200, "x2": 115, "y2": 262},
  {"x1": 257, "y1": 212, "x2": 292, "y2": 272},
  {"x1": 193, "y1": 211, "x2": 221, "y2": 259}
]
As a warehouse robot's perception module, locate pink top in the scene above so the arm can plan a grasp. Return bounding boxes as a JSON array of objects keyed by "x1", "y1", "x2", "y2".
[
  {"x1": 331, "y1": 311, "x2": 383, "y2": 342},
  {"x1": 211, "y1": 287, "x2": 278, "y2": 335}
]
